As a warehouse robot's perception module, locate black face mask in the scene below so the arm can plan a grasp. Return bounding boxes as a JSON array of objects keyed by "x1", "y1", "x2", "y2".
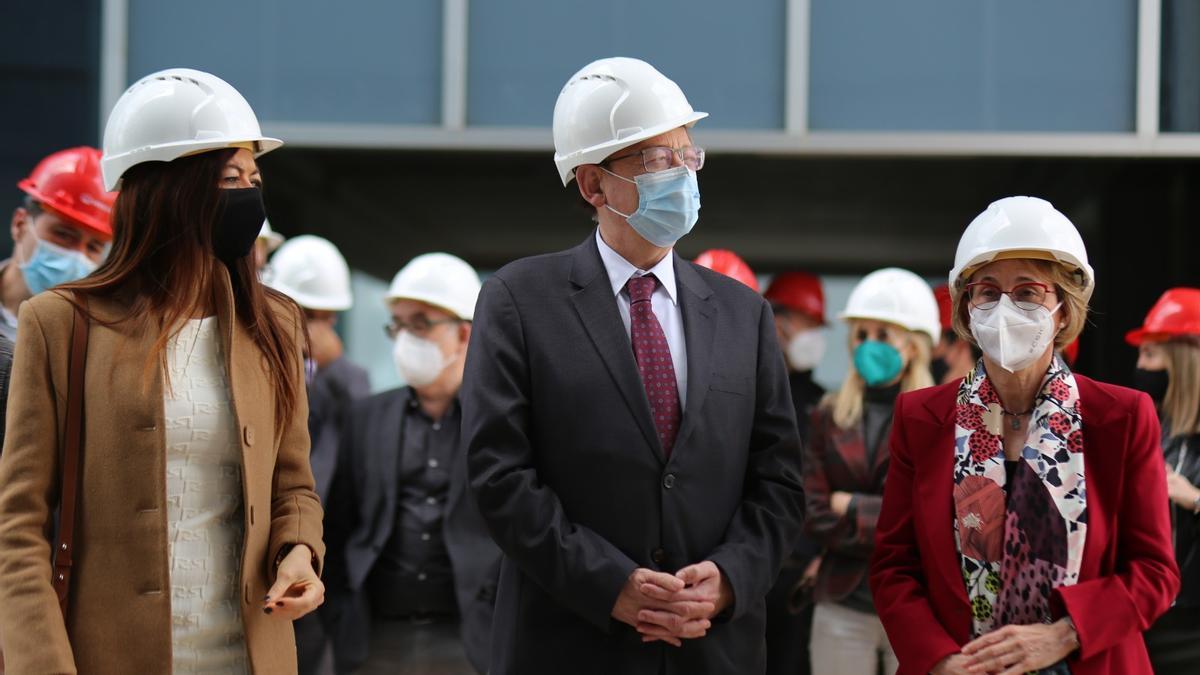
[
  {"x1": 930, "y1": 357, "x2": 951, "y2": 384},
  {"x1": 213, "y1": 187, "x2": 266, "y2": 265},
  {"x1": 1132, "y1": 367, "x2": 1169, "y2": 404}
]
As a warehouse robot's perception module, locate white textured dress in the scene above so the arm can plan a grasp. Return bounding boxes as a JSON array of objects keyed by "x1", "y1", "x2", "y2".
[{"x1": 164, "y1": 317, "x2": 250, "y2": 673}]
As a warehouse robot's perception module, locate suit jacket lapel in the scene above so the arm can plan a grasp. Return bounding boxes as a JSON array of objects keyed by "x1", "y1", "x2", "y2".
[
  {"x1": 920, "y1": 385, "x2": 971, "y2": 610},
  {"x1": 373, "y1": 390, "x2": 407, "y2": 524},
  {"x1": 673, "y1": 256, "x2": 715, "y2": 454},
  {"x1": 568, "y1": 235, "x2": 665, "y2": 463}
]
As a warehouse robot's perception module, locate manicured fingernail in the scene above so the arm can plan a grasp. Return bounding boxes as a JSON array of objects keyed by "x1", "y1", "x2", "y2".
[
  {"x1": 263, "y1": 595, "x2": 271, "y2": 601},
  {"x1": 264, "y1": 607, "x2": 273, "y2": 615},
  {"x1": 275, "y1": 601, "x2": 284, "y2": 607}
]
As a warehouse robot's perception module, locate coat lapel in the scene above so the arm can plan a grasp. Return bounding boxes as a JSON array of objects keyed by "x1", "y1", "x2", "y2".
[
  {"x1": 568, "y1": 235, "x2": 665, "y2": 463},
  {"x1": 920, "y1": 385, "x2": 971, "y2": 610},
  {"x1": 673, "y1": 256, "x2": 716, "y2": 455},
  {"x1": 372, "y1": 390, "x2": 407, "y2": 524},
  {"x1": 214, "y1": 270, "x2": 256, "y2": 486}
]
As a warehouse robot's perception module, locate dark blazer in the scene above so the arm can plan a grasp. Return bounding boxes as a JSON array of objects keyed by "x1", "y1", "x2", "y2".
[
  {"x1": 1162, "y1": 432, "x2": 1200, "y2": 607},
  {"x1": 804, "y1": 404, "x2": 889, "y2": 603},
  {"x1": 322, "y1": 388, "x2": 501, "y2": 674},
  {"x1": 306, "y1": 355, "x2": 370, "y2": 502},
  {"x1": 869, "y1": 376, "x2": 1180, "y2": 675},
  {"x1": 461, "y1": 233, "x2": 806, "y2": 675}
]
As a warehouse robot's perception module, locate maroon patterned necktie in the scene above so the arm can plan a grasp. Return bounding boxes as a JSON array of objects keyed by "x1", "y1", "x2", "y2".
[{"x1": 626, "y1": 274, "x2": 681, "y2": 456}]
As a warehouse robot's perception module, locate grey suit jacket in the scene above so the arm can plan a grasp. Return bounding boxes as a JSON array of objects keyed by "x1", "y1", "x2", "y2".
[
  {"x1": 323, "y1": 388, "x2": 500, "y2": 674},
  {"x1": 462, "y1": 232, "x2": 806, "y2": 675}
]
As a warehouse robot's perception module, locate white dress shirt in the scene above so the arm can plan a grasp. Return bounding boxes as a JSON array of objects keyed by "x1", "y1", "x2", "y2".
[{"x1": 595, "y1": 229, "x2": 688, "y2": 405}]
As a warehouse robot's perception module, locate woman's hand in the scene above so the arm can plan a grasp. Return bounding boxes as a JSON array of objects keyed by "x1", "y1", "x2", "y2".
[
  {"x1": 1166, "y1": 469, "x2": 1200, "y2": 511},
  {"x1": 960, "y1": 619, "x2": 1077, "y2": 674},
  {"x1": 830, "y1": 491, "x2": 853, "y2": 516},
  {"x1": 263, "y1": 544, "x2": 324, "y2": 620},
  {"x1": 799, "y1": 555, "x2": 822, "y2": 589},
  {"x1": 931, "y1": 653, "x2": 974, "y2": 675}
]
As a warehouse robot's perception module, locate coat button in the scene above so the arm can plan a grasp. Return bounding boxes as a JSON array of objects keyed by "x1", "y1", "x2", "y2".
[
  {"x1": 243, "y1": 425, "x2": 255, "y2": 446},
  {"x1": 662, "y1": 474, "x2": 676, "y2": 489},
  {"x1": 652, "y1": 548, "x2": 666, "y2": 565}
]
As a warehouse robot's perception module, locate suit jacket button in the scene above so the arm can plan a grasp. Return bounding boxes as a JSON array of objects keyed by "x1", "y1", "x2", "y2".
[
  {"x1": 662, "y1": 474, "x2": 675, "y2": 489},
  {"x1": 652, "y1": 548, "x2": 666, "y2": 565},
  {"x1": 243, "y1": 425, "x2": 255, "y2": 446}
]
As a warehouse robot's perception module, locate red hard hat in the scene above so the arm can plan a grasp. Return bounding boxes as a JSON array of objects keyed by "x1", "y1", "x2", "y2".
[
  {"x1": 694, "y1": 249, "x2": 759, "y2": 292},
  {"x1": 1126, "y1": 288, "x2": 1200, "y2": 346},
  {"x1": 18, "y1": 147, "x2": 115, "y2": 239},
  {"x1": 764, "y1": 271, "x2": 825, "y2": 324},
  {"x1": 934, "y1": 284, "x2": 954, "y2": 332}
]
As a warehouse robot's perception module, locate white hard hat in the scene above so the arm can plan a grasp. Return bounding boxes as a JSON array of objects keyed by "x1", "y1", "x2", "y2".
[
  {"x1": 101, "y1": 68, "x2": 283, "y2": 191},
  {"x1": 258, "y1": 219, "x2": 284, "y2": 252},
  {"x1": 552, "y1": 57, "x2": 707, "y2": 186},
  {"x1": 949, "y1": 196, "x2": 1094, "y2": 301},
  {"x1": 267, "y1": 235, "x2": 353, "y2": 312},
  {"x1": 840, "y1": 268, "x2": 941, "y2": 344},
  {"x1": 386, "y1": 253, "x2": 481, "y2": 321}
]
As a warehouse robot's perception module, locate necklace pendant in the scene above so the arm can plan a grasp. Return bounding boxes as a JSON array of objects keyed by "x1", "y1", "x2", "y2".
[{"x1": 1011, "y1": 417, "x2": 1021, "y2": 431}]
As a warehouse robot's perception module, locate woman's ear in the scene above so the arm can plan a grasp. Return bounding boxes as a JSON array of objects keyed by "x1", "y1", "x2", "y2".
[{"x1": 1055, "y1": 297, "x2": 1070, "y2": 331}]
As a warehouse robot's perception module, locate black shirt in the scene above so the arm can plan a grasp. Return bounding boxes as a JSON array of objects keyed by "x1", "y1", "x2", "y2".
[
  {"x1": 788, "y1": 370, "x2": 826, "y2": 443},
  {"x1": 368, "y1": 394, "x2": 461, "y2": 618}
]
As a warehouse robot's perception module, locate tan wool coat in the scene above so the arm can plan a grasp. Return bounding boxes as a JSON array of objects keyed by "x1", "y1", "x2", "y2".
[{"x1": 0, "y1": 274, "x2": 325, "y2": 674}]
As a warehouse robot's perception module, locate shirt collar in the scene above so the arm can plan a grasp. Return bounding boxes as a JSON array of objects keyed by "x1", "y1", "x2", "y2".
[{"x1": 594, "y1": 229, "x2": 678, "y2": 305}]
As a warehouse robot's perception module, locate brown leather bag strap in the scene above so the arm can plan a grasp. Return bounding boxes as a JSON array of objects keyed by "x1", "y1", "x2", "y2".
[{"x1": 52, "y1": 300, "x2": 89, "y2": 616}]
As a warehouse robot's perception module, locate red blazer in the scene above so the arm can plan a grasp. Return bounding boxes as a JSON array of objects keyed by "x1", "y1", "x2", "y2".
[{"x1": 869, "y1": 375, "x2": 1180, "y2": 675}]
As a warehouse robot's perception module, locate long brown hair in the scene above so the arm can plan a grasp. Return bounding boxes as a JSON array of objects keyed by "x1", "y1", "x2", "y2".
[
  {"x1": 1159, "y1": 338, "x2": 1200, "y2": 438},
  {"x1": 60, "y1": 148, "x2": 304, "y2": 429}
]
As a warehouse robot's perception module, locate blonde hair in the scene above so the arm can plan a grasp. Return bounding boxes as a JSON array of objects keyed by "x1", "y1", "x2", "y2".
[
  {"x1": 951, "y1": 259, "x2": 1088, "y2": 351},
  {"x1": 827, "y1": 325, "x2": 934, "y2": 430},
  {"x1": 1159, "y1": 338, "x2": 1200, "y2": 437}
]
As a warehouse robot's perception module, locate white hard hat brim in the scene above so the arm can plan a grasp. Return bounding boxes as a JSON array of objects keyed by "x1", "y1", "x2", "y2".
[
  {"x1": 838, "y1": 310, "x2": 941, "y2": 345},
  {"x1": 102, "y1": 136, "x2": 283, "y2": 192},
  {"x1": 384, "y1": 290, "x2": 474, "y2": 322},
  {"x1": 273, "y1": 287, "x2": 353, "y2": 312},
  {"x1": 555, "y1": 111, "x2": 707, "y2": 186}
]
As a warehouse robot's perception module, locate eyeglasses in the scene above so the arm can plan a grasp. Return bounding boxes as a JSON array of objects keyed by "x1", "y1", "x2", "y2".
[
  {"x1": 383, "y1": 315, "x2": 460, "y2": 339},
  {"x1": 964, "y1": 282, "x2": 1057, "y2": 311},
  {"x1": 603, "y1": 145, "x2": 705, "y2": 173}
]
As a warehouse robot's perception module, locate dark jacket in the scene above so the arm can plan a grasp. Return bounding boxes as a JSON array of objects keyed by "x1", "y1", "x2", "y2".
[
  {"x1": 805, "y1": 400, "x2": 890, "y2": 605},
  {"x1": 306, "y1": 355, "x2": 370, "y2": 502},
  {"x1": 870, "y1": 377, "x2": 1179, "y2": 675},
  {"x1": 1163, "y1": 433, "x2": 1200, "y2": 607},
  {"x1": 322, "y1": 388, "x2": 501, "y2": 674},
  {"x1": 461, "y1": 233, "x2": 806, "y2": 675}
]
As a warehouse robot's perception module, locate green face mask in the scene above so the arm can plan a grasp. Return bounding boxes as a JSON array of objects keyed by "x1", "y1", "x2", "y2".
[{"x1": 854, "y1": 340, "x2": 903, "y2": 387}]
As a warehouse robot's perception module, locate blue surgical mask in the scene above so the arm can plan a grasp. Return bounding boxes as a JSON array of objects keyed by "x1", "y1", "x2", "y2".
[
  {"x1": 602, "y1": 165, "x2": 701, "y2": 248},
  {"x1": 854, "y1": 340, "x2": 904, "y2": 387},
  {"x1": 18, "y1": 237, "x2": 99, "y2": 296}
]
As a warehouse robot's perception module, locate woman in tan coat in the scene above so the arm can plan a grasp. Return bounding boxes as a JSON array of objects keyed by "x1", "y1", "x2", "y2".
[{"x1": 0, "y1": 68, "x2": 325, "y2": 673}]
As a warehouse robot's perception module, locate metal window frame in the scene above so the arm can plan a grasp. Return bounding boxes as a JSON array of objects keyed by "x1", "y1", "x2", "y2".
[{"x1": 104, "y1": 0, "x2": 1190, "y2": 158}]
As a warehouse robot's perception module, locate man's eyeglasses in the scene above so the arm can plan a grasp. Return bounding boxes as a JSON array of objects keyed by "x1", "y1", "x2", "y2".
[
  {"x1": 603, "y1": 145, "x2": 705, "y2": 174},
  {"x1": 964, "y1": 282, "x2": 1056, "y2": 311},
  {"x1": 384, "y1": 315, "x2": 461, "y2": 339}
]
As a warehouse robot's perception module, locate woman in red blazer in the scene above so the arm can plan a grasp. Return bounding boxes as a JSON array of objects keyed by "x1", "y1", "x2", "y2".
[{"x1": 869, "y1": 197, "x2": 1179, "y2": 675}]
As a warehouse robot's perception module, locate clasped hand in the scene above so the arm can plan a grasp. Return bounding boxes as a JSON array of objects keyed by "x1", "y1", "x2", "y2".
[{"x1": 611, "y1": 561, "x2": 733, "y2": 647}]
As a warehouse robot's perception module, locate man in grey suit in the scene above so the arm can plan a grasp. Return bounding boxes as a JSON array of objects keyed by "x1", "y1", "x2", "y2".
[
  {"x1": 461, "y1": 57, "x2": 806, "y2": 675},
  {"x1": 320, "y1": 253, "x2": 500, "y2": 675}
]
